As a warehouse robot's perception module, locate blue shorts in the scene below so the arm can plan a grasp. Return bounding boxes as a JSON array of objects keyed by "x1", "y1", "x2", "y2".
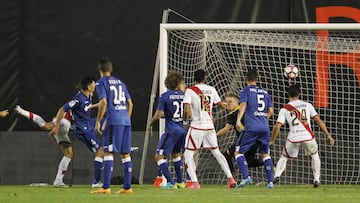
[
  {"x1": 103, "y1": 125, "x2": 131, "y2": 154},
  {"x1": 74, "y1": 126, "x2": 101, "y2": 153},
  {"x1": 235, "y1": 131, "x2": 270, "y2": 154},
  {"x1": 156, "y1": 131, "x2": 186, "y2": 156}
]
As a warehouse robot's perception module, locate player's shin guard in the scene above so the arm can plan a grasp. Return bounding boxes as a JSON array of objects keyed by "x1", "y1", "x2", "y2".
[
  {"x1": 211, "y1": 148, "x2": 233, "y2": 178},
  {"x1": 235, "y1": 154, "x2": 249, "y2": 179},
  {"x1": 275, "y1": 155, "x2": 288, "y2": 178},
  {"x1": 184, "y1": 149, "x2": 198, "y2": 182},
  {"x1": 93, "y1": 157, "x2": 103, "y2": 184},
  {"x1": 173, "y1": 157, "x2": 183, "y2": 183},
  {"x1": 263, "y1": 156, "x2": 274, "y2": 183},
  {"x1": 157, "y1": 159, "x2": 174, "y2": 184},
  {"x1": 122, "y1": 157, "x2": 132, "y2": 189},
  {"x1": 311, "y1": 152, "x2": 321, "y2": 182},
  {"x1": 103, "y1": 155, "x2": 113, "y2": 189},
  {"x1": 55, "y1": 156, "x2": 71, "y2": 182}
]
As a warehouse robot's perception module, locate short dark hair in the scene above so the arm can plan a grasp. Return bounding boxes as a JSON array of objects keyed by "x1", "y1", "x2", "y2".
[
  {"x1": 165, "y1": 71, "x2": 184, "y2": 90},
  {"x1": 194, "y1": 69, "x2": 206, "y2": 83},
  {"x1": 79, "y1": 76, "x2": 95, "y2": 90},
  {"x1": 97, "y1": 57, "x2": 113, "y2": 72},
  {"x1": 226, "y1": 93, "x2": 240, "y2": 100},
  {"x1": 287, "y1": 84, "x2": 300, "y2": 97},
  {"x1": 246, "y1": 69, "x2": 258, "y2": 82}
]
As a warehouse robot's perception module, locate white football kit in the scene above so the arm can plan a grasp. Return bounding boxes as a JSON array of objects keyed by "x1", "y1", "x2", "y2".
[
  {"x1": 183, "y1": 84, "x2": 222, "y2": 150},
  {"x1": 276, "y1": 100, "x2": 319, "y2": 158}
]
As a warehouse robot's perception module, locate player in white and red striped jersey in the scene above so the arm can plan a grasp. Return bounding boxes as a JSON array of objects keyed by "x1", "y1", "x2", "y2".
[
  {"x1": 14, "y1": 105, "x2": 74, "y2": 187},
  {"x1": 183, "y1": 69, "x2": 236, "y2": 189},
  {"x1": 270, "y1": 85, "x2": 335, "y2": 188}
]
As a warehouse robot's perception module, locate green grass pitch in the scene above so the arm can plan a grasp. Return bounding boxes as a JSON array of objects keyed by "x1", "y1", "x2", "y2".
[{"x1": 0, "y1": 184, "x2": 359, "y2": 203}]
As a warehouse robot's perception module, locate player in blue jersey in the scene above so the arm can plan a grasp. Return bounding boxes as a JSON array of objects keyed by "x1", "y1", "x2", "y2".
[
  {"x1": 91, "y1": 58, "x2": 134, "y2": 195},
  {"x1": 49, "y1": 76, "x2": 104, "y2": 188},
  {"x1": 147, "y1": 71, "x2": 187, "y2": 189},
  {"x1": 234, "y1": 69, "x2": 275, "y2": 189}
]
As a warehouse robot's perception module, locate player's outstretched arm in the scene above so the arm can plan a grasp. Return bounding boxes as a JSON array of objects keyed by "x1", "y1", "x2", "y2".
[
  {"x1": 49, "y1": 107, "x2": 65, "y2": 136},
  {"x1": 0, "y1": 110, "x2": 9, "y2": 117},
  {"x1": 147, "y1": 110, "x2": 163, "y2": 131},
  {"x1": 314, "y1": 116, "x2": 335, "y2": 145},
  {"x1": 270, "y1": 122, "x2": 282, "y2": 145},
  {"x1": 216, "y1": 123, "x2": 233, "y2": 137}
]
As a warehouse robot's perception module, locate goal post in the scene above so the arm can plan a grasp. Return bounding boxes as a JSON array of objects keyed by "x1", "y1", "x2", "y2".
[{"x1": 158, "y1": 23, "x2": 360, "y2": 184}]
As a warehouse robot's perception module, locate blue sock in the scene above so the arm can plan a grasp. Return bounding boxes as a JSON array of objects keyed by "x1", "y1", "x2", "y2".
[
  {"x1": 157, "y1": 167, "x2": 162, "y2": 177},
  {"x1": 93, "y1": 157, "x2": 103, "y2": 184},
  {"x1": 263, "y1": 157, "x2": 274, "y2": 183},
  {"x1": 236, "y1": 154, "x2": 249, "y2": 179},
  {"x1": 158, "y1": 159, "x2": 174, "y2": 184},
  {"x1": 122, "y1": 157, "x2": 132, "y2": 189},
  {"x1": 186, "y1": 171, "x2": 191, "y2": 181},
  {"x1": 103, "y1": 156, "x2": 113, "y2": 189},
  {"x1": 173, "y1": 158, "x2": 183, "y2": 183}
]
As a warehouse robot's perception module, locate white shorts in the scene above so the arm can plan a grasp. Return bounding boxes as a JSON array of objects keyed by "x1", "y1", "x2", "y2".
[
  {"x1": 282, "y1": 138, "x2": 318, "y2": 158},
  {"x1": 185, "y1": 127, "x2": 218, "y2": 150},
  {"x1": 52, "y1": 118, "x2": 71, "y2": 144}
]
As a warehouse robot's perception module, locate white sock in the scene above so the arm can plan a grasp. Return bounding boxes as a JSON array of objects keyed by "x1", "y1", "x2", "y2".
[
  {"x1": 55, "y1": 156, "x2": 71, "y2": 182},
  {"x1": 17, "y1": 107, "x2": 46, "y2": 128},
  {"x1": 184, "y1": 149, "x2": 198, "y2": 182},
  {"x1": 275, "y1": 155, "x2": 288, "y2": 178},
  {"x1": 211, "y1": 148, "x2": 233, "y2": 178},
  {"x1": 311, "y1": 152, "x2": 321, "y2": 182}
]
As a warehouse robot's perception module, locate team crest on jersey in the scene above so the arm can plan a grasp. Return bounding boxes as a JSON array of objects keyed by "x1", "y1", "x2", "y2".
[{"x1": 68, "y1": 100, "x2": 78, "y2": 107}]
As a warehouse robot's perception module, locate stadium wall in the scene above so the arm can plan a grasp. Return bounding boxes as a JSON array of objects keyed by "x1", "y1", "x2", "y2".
[{"x1": 0, "y1": 131, "x2": 159, "y2": 185}]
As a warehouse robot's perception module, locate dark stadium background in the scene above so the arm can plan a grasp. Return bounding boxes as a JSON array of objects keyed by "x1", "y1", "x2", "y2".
[{"x1": 0, "y1": 0, "x2": 359, "y2": 184}]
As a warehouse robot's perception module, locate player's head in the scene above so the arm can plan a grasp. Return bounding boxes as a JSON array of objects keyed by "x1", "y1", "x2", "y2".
[
  {"x1": 194, "y1": 69, "x2": 206, "y2": 83},
  {"x1": 287, "y1": 84, "x2": 300, "y2": 98},
  {"x1": 246, "y1": 69, "x2": 258, "y2": 83},
  {"x1": 225, "y1": 93, "x2": 239, "y2": 111},
  {"x1": 79, "y1": 76, "x2": 96, "y2": 92},
  {"x1": 97, "y1": 57, "x2": 113, "y2": 74},
  {"x1": 165, "y1": 71, "x2": 185, "y2": 91}
]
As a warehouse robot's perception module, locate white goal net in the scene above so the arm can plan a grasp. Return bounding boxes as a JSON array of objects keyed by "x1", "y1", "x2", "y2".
[{"x1": 158, "y1": 24, "x2": 360, "y2": 185}]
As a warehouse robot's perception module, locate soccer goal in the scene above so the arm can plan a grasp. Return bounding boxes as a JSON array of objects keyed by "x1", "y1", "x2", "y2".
[{"x1": 149, "y1": 23, "x2": 360, "y2": 185}]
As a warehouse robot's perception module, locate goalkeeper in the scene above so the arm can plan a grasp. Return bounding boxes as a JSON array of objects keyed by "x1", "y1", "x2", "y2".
[{"x1": 217, "y1": 94, "x2": 263, "y2": 173}]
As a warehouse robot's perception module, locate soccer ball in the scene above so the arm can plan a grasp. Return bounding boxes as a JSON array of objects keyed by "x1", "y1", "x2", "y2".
[{"x1": 284, "y1": 64, "x2": 299, "y2": 79}]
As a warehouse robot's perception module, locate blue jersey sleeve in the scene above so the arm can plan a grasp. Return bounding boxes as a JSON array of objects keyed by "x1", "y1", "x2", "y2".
[
  {"x1": 96, "y1": 80, "x2": 107, "y2": 100},
  {"x1": 156, "y1": 93, "x2": 166, "y2": 111},
  {"x1": 123, "y1": 84, "x2": 131, "y2": 100},
  {"x1": 239, "y1": 88, "x2": 248, "y2": 103},
  {"x1": 63, "y1": 99, "x2": 79, "y2": 112}
]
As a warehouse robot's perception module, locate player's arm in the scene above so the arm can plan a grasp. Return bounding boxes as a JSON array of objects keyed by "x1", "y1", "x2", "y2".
[
  {"x1": 270, "y1": 122, "x2": 282, "y2": 145},
  {"x1": 183, "y1": 103, "x2": 192, "y2": 122},
  {"x1": 49, "y1": 106, "x2": 65, "y2": 136},
  {"x1": 147, "y1": 110, "x2": 164, "y2": 131},
  {"x1": 0, "y1": 109, "x2": 9, "y2": 117},
  {"x1": 313, "y1": 116, "x2": 335, "y2": 145},
  {"x1": 216, "y1": 123, "x2": 233, "y2": 137},
  {"x1": 91, "y1": 101, "x2": 101, "y2": 109},
  {"x1": 127, "y1": 98, "x2": 133, "y2": 117},
  {"x1": 236, "y1": 102, "x2": 246, "y2": 131},
  {"x1": 95, "y1": 98, "x2": 107, "y2": 135},
  {"x1": 267, "y1": 107, "x2": 274, "y2": 119}
]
